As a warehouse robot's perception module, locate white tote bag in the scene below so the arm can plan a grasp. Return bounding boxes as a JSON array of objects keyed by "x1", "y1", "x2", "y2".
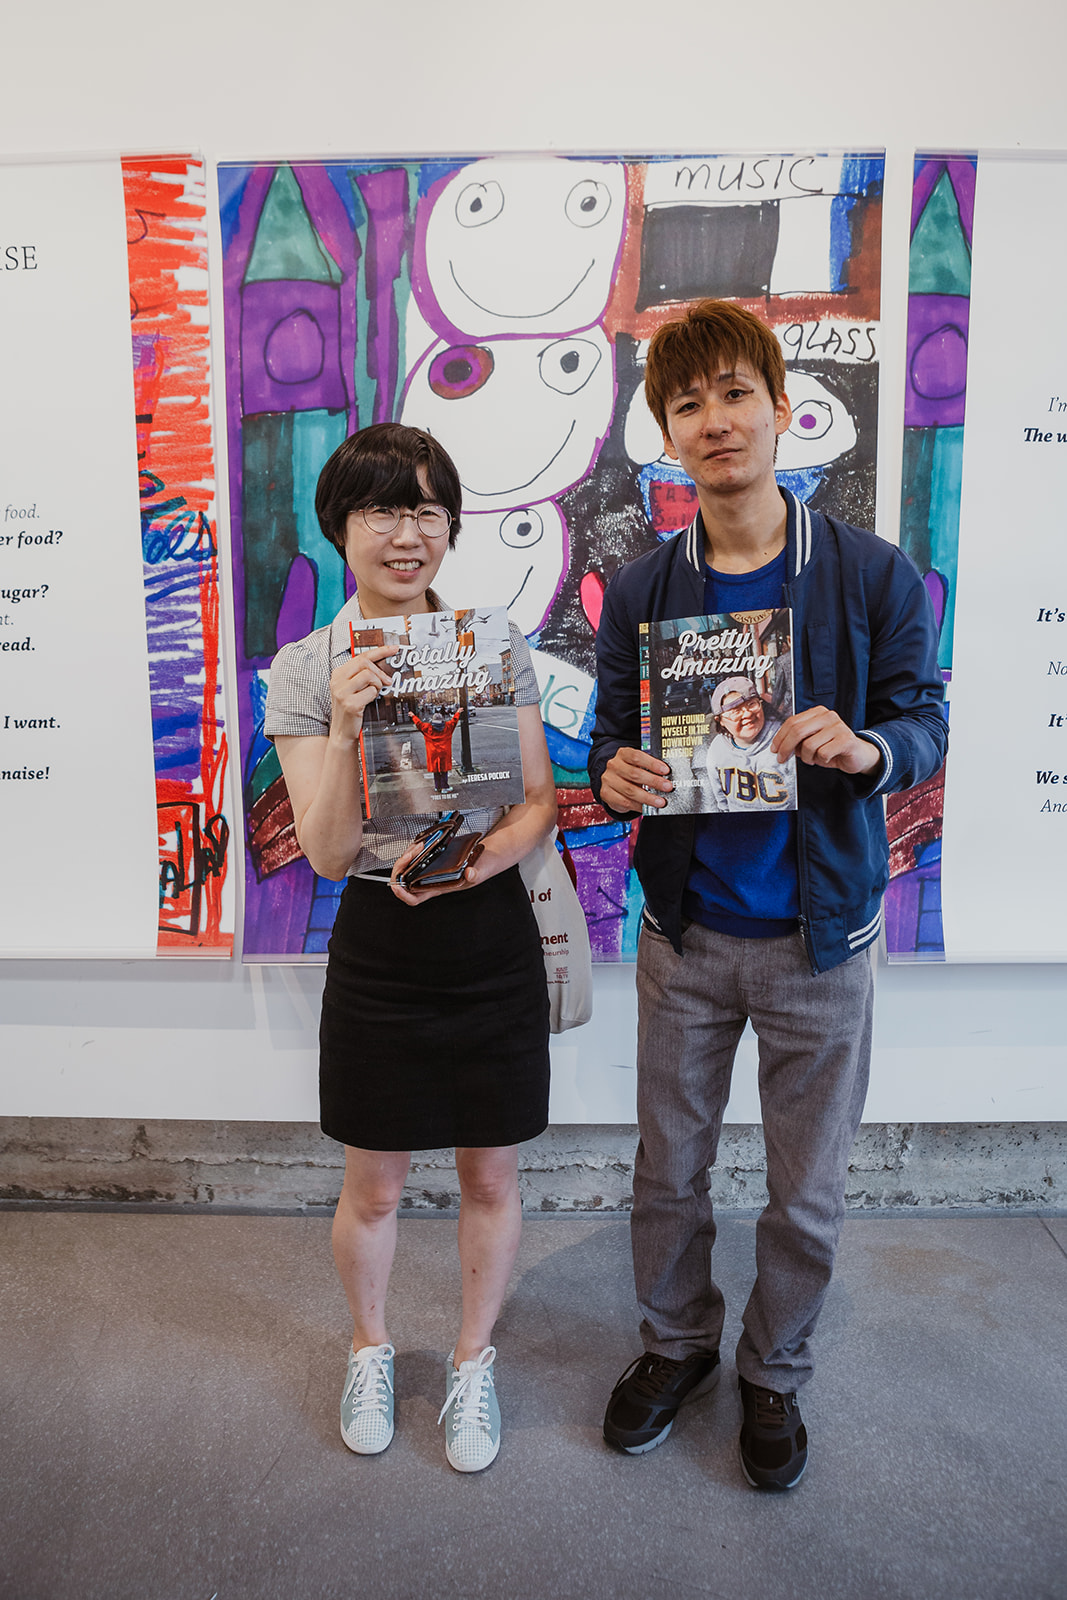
[{"x1": 518, "y1": 828, "x2": 594, "y2": 1033}]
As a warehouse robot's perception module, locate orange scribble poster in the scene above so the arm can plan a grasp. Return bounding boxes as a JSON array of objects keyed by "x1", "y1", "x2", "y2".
[{"x1": 121, "y1": 156, "x2": 233, "y2": 954}]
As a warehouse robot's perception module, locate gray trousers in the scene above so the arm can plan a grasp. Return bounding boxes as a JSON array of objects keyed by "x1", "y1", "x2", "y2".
[{"x1": 633, "y1": 921, "x2": 873, "y2": 1390}]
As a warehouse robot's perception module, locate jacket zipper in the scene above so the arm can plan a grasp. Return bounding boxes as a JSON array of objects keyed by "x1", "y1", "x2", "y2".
[{"x1": 783, "y1": 570, "x2": 819, "y2": 976}]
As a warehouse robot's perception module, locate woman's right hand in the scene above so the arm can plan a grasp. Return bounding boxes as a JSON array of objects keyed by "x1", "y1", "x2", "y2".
[{"x1": 329, "y1": 644, "x2": 396, "y2": 742}]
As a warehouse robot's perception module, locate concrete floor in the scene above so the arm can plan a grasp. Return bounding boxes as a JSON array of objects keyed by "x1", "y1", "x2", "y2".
[{"x1": 1, "y1": 1210, "x2": 1064, "y2": 1600}]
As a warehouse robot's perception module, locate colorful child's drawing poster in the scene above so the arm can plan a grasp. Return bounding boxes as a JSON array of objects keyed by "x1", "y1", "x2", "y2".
[
  {"x1": 884, "y1": 154, "x2": 973, "y2": 961},
  {"x1": 893, "y1": 153, "x2": 1067, "y2": 962},
  {"x1": 888, "y1": 152, "x2": 1067, "y2": 963},
  {"x1": 219, "y1": 152, "x2": 884, "y2": 960},
  {"x1": 123, "y1": 156, "x2": 233, "y2": 953},
  {"x1": 0, "y1": 156, "x2": 232, "y2": 956}
]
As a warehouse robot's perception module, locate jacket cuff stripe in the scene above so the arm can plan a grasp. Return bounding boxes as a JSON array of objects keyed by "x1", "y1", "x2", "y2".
[
  {"x1": 858, "y1": 729, "x2": 893, "y2": 790},
  {"x1": 848, "y1": 910, "x2": 882, "y2": 944}
]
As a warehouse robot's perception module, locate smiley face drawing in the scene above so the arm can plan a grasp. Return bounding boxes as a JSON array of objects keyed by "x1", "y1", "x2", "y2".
[
  {"x1": 417, "y1": 158, "x2": 627, "y2": 339},
  {"x1": 400, "y1": 327, "x2": 615, "y2": 512},
  {"x1": 436, "y1": 501, "x2": 568, "y2": 636}
]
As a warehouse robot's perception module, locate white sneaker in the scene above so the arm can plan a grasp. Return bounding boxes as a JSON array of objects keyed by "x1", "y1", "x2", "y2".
[
  {"x1": 438, "y1": 1347, "x2": 501, "y2": 1472},
  {"x1": 340, "y1": 1343, "x2": 395, "y2": 1455}
]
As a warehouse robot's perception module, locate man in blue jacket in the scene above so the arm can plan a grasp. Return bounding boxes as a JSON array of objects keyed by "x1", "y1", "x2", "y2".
[{"x1": 591, "y1": 300, "x2": 946, "y2": 1490}]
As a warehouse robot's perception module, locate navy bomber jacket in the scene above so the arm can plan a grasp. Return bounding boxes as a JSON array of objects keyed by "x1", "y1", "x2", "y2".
[{"x1": 589, "y1": 493, "x2": 948, "y2": 974}]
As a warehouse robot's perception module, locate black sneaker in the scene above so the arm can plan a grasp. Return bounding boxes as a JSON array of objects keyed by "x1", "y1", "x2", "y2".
[
  {"x1": 737, "y1": 1376, "x2": 808, "y2": 1491},
  {"x1": 603, "y1": 1350, "x2": 720, "y2": 1454}
]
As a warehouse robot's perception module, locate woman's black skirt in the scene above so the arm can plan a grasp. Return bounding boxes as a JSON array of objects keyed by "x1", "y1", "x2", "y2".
[{"x1": 319, "y1": 866, "x2": 550, "y2": 1151}]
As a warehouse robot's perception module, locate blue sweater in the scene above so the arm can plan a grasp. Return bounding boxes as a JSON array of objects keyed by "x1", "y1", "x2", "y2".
[{"x1": 589, "y1": 493, "x2": 948, "y2": 974}]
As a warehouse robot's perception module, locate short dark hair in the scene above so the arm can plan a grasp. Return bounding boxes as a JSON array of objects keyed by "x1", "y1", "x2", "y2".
[
  {"x1": 643, "y1": 300, "x2": 787, "y2": 433},
  {"x1": 315, "y1": 423, "x2": 463, "y2": 555}
]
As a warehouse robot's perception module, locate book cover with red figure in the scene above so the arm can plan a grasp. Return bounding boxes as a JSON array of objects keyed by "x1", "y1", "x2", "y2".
[{"x1": 342, "y1": 603, "x2": 526, "y2": 819}]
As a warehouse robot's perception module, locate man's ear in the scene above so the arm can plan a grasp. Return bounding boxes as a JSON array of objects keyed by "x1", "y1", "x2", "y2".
[
  {"x1": 662, "y1": 433, "x2": 679, "y2": 461},
  {"x1": 774, "y1": 392, "x2": 793, "y2": 436}
]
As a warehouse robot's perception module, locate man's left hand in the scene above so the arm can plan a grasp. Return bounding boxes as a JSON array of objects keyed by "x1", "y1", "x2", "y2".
[{"x1": 771, "y1": 706, "x2": 881, "y2": 776}]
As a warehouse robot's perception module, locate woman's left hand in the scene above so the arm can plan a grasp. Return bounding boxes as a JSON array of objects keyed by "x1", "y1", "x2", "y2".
[{"x1": 389, "y1": 840, "x2": 485, "y2": 907}]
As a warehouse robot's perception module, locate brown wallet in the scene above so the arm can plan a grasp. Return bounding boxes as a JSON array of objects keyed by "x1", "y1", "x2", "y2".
[{"x1": 401, "y1": 828, "x2": 484, "y2": 889}]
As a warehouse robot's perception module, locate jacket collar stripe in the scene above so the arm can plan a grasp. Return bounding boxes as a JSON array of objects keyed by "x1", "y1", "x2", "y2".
[
  {"x1": 683, "y1": 493, "x2": 815, "y2": 578},
  {"x1": 686, "y1": 517, "x2": 701, "y2": 572},
  {"x1": 792, "y1": 493, "x2": 812, "y2": 577}
]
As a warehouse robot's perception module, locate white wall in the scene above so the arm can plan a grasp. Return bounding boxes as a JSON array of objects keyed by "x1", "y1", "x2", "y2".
[{"x1": 2, "y1": 0, "x2": 1065, "y2": 1123}]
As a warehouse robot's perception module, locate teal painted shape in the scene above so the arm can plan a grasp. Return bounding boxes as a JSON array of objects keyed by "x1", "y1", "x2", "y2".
[
  {"x1": 349, "y1": 172, "x2": 377, "y2": 430},
  {"x1": 243, "y1": 412, "x2": 297, "y2": 660},
  {"x1": 900, "y1": 428, "x2": 935, "y2": 575},
  {"x1": 910, "y1": 170, "x2": 971, "y2": 296},
  {"x1": 928, "y1": 425, "x2": 964, "y2": 670},
  {"x1": 292, "y1": 409, "x2": 350, "y2": 630},
  {"x1": 250, "y1": 740, "x2": 283, "y2": 803},
  {"x1": 622, "y1": 863, "x2": 645, "y2": 960},
  {"x1": 246, "y1": 166, "x2": 343, "y2": 286},
  {"x1": 899, "y1": 425, "x2": 962, "y2": 672},
  {"x1": 390, "y1": 169, "x2": 421, "y2": 420}
]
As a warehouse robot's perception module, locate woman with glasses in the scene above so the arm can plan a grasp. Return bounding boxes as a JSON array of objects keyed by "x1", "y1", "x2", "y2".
[{"x1": 266, "y1": 423, "x2": 556, "y2": 1473}]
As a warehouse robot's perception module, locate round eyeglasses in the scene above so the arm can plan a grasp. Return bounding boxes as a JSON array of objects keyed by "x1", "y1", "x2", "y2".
[
  {"x1": 719, "y1": 695, "x2": 763, "y2": 717},
  {"x1": 359, "y1": 504, "x2": 453, "y2": 538}
]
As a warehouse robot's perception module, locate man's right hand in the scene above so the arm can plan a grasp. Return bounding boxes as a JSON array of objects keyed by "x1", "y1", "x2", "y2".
[{"x1": 598, "y1": 747, "x2": 674, "y2": 814}]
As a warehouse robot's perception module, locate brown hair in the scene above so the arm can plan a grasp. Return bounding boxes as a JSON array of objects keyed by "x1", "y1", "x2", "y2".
[
  {"x1": 315, "y1": 422, "x2": 463, "y2": 555},
  {"x1": 643, "y1": 300, "x2": 787, "y2": 433}
]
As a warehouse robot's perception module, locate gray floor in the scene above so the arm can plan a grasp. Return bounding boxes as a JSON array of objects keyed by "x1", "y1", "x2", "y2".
[{"x1": 1, "y1": 1211, "x2": 1065, "y2": 1600}]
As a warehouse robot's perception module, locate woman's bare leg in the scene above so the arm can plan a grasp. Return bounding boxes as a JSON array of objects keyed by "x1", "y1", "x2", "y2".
[
  {"x1": 332, "y1": 1145, "x2": 412, "y2": 1350},
  {"x1": 453, "y1": 1144, "x2": 522, "y2": 1365}
]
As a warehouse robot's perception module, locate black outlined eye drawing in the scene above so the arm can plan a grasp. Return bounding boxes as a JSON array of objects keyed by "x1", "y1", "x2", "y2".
[
  {"x1": 565, "y1": 179, "x2": 613, "y2": 228},
  {"x1": 455, "y1": 182, "x2": 505, "y2": 228},
  {"x1": 428, "y1": 345, "x2": 495, "y2": 400},
  {"x1": 538, "y1": 338, "x2": 602, "y2": 395},
  {"x1": 499, "y1": 508, "x2": 545, "y2": 549},
  {"x1": 788, "y1": 400, "x2": 834, "y2": 441}
]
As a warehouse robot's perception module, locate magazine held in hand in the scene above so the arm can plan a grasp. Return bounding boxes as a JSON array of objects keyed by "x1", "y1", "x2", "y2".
[
  {"x1": 639, "y1": 608, "x2": 796, "y2": 817},
  {"x1": 343, "y1": 605, "x2": 526, "y2": 819}
]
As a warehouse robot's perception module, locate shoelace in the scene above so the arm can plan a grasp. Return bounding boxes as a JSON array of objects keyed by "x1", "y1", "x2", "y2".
[
  {"x1": 343, "y1": 1345, "x2": 394, "y2": 1415},
  {"x1": 438, "y1": 1346, "x2": 495, "y2": 1430},
  {"x1": 749, "y1": 1385, "x2": 794, "y2": 1429},
  {"x1": 617, "y1": 1352, "x2": 684, "y2": 1398}
]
